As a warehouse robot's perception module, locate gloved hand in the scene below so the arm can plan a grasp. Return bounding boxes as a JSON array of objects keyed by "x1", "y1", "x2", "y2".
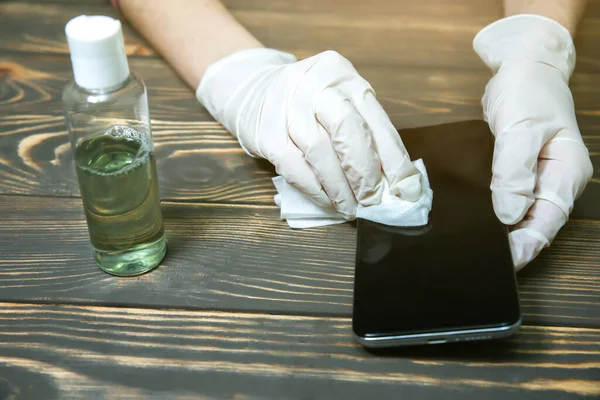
[
  {"x1": 474, "y1": 15, "x2": 594, "y2": 270},
  {"x1": 196, "y1": 49, "x2": 423, "y2": 219}
]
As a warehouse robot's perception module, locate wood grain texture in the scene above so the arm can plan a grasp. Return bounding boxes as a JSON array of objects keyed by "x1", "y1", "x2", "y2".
[
  {"x1": 0, "y1": 195, "x2": 598, "y2": 328},
  {"x1": 0, "y1": 1, "x2": 153, "y2": 57},
  {"x1": 1, "y1": 53, "x2": 599, "y2": 208},
  {"x1": 0, "y1": 52, "x2": 486, "y2": 203},
  {"x1": 4, "y1": 0, "x2": 600, "y2": 73},
  {"x1": 0, "y1": 52, "x2": 487, "y2": 122},
  {"x1": 0, "y1": 113, "x2": 277, "y2": 203},
  {"x1": 1, "y1": 1, "x2": 599, "y2": 397},
  {"x1": 0, "y1": 0, "x2": 495, "y2": 69},
  {"x1": 0, "y1": 303, "x2": 598, "y2": 400}
]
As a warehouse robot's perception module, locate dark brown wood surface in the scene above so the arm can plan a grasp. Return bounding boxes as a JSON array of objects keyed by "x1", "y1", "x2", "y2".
[
  {"x1": 0, "y1": 303, "x2": 599, "y2": 400},
  {"x1": 0, "y1": 0, "x2": 599, "y2": 399},
  {"x1": 1, "y1": 3, "x2": 598, "y2": 207},
  {"x1": 1, "y1": 195, "x2": 599, "y2": 328}
]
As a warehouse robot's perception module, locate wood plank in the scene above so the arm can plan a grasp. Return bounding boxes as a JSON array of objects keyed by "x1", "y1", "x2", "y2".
[
  {"x1": 0, "y1": 0, "x2": 493, "y2": 69},
  {"x1": 0, "y1": 114, "x2": 277, "y2": 204},
  {"x1": 0, "y1": 303, "x2": 598, "y2": 399},
  {"x1": 2, "y1": 49, "x2": 599, "y2": 132},
  {"x1": 2, "y1": 0, "x2": 600, "y2": 73},
  {"x1": 0, "y1": 1, "x2": 153, "y2": 56},
  {"x1": 0, "y1": 195, "x2": 598, "y2": 327},
  {"x1": 1, "y1": 52, "x2": 599, "y2": 209},
  {"x1": 0, "y1": 53, "x2": 195, "y2": 120},
  {"x1": 224, "y1": 0, "x2": 600, "y2": 73},
  {"x1": 0, "y1": 52, "x2": 487, "y2": 121},
  {"x1": 0, "y1": 52, "x2": 486, "y2": 203},
  {"x1": 3, "y1": 0, "x2": 600, "y2": 73}
]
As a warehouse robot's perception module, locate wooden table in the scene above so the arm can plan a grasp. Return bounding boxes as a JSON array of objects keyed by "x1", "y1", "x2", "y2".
[{"x1": 1, "y1": 0, "x2": 599, "y2": 398}]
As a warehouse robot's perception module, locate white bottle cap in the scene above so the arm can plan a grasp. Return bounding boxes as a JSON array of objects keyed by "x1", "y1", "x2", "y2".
[{"x1": 65, "y1": 15, "x2": 130, "y2": 90}]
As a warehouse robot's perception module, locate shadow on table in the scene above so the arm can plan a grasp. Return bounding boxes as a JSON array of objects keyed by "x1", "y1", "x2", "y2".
[
  {"x1": 158, "y1": 203, "x2": 211, "y2": 266},
  {"x1": 157, "y1": 156, "x2": 276, "y2": 267},
  {"x1": 0, "y1": 366, "x2": 59, "y2": 400}
]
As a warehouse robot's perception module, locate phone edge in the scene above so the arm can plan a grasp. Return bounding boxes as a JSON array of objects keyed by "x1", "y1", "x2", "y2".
[{"x1": 353, "y1": 316, "x2": 523, "y2": 348}]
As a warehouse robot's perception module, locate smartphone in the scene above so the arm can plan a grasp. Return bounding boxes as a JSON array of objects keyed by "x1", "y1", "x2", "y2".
[{"x1": 352, "y1": 121, "x2": 522, "y2": 348}]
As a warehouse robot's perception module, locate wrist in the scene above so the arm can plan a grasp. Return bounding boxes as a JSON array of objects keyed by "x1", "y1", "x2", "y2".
[
  {"x1": 503, "y1": 0, "x2": 587, "y2": 36},
  {"x1": 473, "y1": 14, "x2": 576, "y2": 80}
]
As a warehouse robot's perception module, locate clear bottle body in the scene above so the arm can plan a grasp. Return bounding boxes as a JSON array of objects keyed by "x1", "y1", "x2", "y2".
[{"x1": 63, "y1": 73, "x2": 166, "y2": 276}]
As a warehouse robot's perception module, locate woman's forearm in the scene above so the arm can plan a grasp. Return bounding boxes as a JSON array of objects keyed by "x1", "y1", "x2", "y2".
[
  {"x1": 504, "y1": 0, "x2": 588, "y2": 35},
  {"x1": 119, "y1": 0, "x2": 263, "y2": 88}
]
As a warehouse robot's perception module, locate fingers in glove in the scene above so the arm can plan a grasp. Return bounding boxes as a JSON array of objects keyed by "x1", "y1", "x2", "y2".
[
  {"x1": 509, "y1": 199, "x2": 566, "y2": 270},
  {"x1": 287, "y1": 118, "x2": 358, "y2": 219},
  {"x1": 509, "y1": 139, "x2": 592, "y2": 270},
  {"x1": 314, "y1": 88, "x2": 385, "y2": 206},
  {"x1": 491, "y1": 122, "x2": 547, "y2": 224},
  {"x1": 268, "y1": 140, "x2": 332, "y2": 209},
  {"x1": 353, "y1": 90, "x2": 422, "y2": 201},
  {"x1": 535, "y1": 138, "x2": 593, "y2": 215}
]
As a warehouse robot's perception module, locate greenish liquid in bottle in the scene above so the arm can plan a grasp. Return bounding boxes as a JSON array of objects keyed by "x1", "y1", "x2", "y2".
[{"x1": 75, "y1": 125, "x2": 166, "y2": 276}]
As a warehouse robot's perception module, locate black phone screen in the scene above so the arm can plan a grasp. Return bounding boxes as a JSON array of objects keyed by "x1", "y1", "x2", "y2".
[{"x1": 352, "y1": 121, "x2": 521, "y2": 338}]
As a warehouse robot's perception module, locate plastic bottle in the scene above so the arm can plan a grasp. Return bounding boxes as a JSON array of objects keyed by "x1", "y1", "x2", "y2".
[{"x1": 62, "y1": 15, "x2": 166, "y2": 276}]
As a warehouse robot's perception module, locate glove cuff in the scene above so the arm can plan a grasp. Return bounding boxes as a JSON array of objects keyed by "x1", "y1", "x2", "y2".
[
  {"x1": 196, "y1": 48, "x2": 297, "y2": 155},
  {"x1": 473, "y1": 14, "x2": 576, "y2": 80}
]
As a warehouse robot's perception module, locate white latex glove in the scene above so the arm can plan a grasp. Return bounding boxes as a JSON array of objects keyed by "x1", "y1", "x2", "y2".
[
  {"x1": 474, "y1": 15, "x2": 594, "y2": 270},
  {"x1": 196, "y1": 49, "x2": 423, "y2": 219}
]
